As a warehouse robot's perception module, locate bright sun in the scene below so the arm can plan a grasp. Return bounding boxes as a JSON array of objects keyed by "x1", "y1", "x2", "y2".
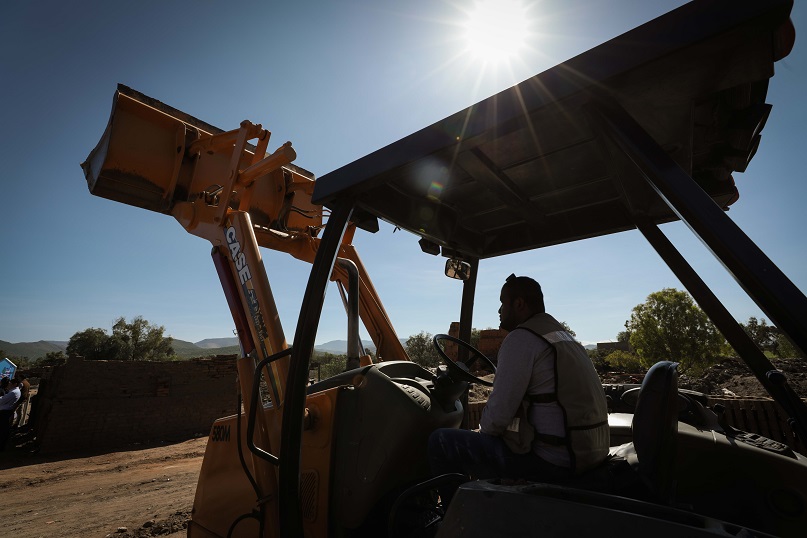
[{"x1": 463, "y1": 0, "x2": 530, "y2": 63}]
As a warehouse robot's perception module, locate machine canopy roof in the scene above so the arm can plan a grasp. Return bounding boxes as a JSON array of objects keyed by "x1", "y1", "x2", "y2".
[{"x1": 313, "y1": 0, "x2": 794, "y2": 260}]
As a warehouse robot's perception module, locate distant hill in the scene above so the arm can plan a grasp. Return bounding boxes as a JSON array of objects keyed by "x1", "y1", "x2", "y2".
[
  {"x1": 189, "y1": 338, "x2": 380, "y2": 354},
  {"x1": 0, "y1": 338, "x2": 241, "y2": 361},
  {"x1": 314, "y1": 339, "x2": 375, "y2": 355},
  {"x1": 2, "y1": 335, "x2": 464, "y2": 361},
  {"x1": 175, "y1": 338, "x2": 391, "y2": 359},
  {"x1": 313, "y1": 338, "x2": 410, "y2": 354},
  {"x1": 194, "y1": 337, "x2": 239, "y2": 349},
  {"x1": 187, "y1": 337, "x2": 403, "y2": 355},
  {"x1": 1, "y1": 340, "x2": 66, "y2": 360},
  {"x1": 171, "y1": 339, "x2": 240, "y2": 359}
]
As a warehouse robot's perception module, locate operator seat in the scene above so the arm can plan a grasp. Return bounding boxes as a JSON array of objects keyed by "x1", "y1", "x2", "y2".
[
  {"x1": 493, "y1": 360, "x2": 682, "y2": 498},
  {"x1": 621, "y1": 360, "x2": 679, "y2": 503},
  {"x1": 552, "y1": 360, "x2": 680, "y2": 500}
]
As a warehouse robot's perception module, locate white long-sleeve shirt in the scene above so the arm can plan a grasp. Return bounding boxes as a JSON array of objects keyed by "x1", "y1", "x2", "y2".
[
  {"x1": 479, "y1": 328, "x2": 570, "y2": 467},
  {"x1": 0, "y1": 386, "x2": 20, "y2": 411}
]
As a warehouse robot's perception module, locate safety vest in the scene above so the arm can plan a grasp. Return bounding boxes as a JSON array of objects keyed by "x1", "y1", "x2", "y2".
[{"x1": 517, "y1": 313, "x2": 610, "y2": 474}]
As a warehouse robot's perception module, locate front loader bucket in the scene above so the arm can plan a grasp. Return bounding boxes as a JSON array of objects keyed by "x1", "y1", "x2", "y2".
[{"x1": 81, "y1": 84, "x2": 315, "y2": 228}]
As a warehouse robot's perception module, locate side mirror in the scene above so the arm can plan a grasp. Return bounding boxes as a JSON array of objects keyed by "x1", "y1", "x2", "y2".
[{"x1": 445, "y1": 259, "x2": 471, "y2": 281}]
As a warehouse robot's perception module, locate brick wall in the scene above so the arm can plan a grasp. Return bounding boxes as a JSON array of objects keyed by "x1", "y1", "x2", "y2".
[
  {"x1": 445, "y1": 322, "x2": 507, "y2": 363},
  {"x1": 478, "y1": 329, "x2": 507, "y2": 361},
  {"x1": 30, "y1": 356, "x2": 238, "y2": 454}
]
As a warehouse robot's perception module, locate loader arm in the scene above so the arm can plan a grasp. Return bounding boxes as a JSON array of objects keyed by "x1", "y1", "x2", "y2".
[{"x1": 81, "y1": 84, "x2": 408, "y2": 537}]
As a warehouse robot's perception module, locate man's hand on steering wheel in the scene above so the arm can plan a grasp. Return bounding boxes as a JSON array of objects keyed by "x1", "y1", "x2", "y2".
[{"x1": 432, "y1": 334, "x2": 496, "y2": 386}]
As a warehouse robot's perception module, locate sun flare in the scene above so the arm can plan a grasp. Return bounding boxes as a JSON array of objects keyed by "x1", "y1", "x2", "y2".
[{"x1": 463, "y1": 0, "x2": 530, "y2": 63}]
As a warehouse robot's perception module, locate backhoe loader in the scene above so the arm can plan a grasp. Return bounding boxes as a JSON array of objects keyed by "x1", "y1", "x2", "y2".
[{"x1": 83, "y1": 0, "x2": 807, "y2": 536}]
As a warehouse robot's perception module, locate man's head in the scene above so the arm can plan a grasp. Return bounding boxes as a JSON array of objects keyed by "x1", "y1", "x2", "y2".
[{"x1": 499, "y1": 274, "x2": 545, "y2": 331}]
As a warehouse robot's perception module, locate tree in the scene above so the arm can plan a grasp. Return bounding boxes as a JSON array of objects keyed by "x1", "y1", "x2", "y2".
[
  {"x1": 470, "y1": 328, "x2": 481, "y2": 349},
  {"x1": 741, "y1": 317, "x2": 777, "y2": 352},
  {"x1": 67, "y1": 317, "x2": 175, "y2": 361},
  {"x1": 737, "y1": 317, "x2": 805, "y2": 359},
  {"x1": 405, "y1": 331, "x2": 441, "y2": 368},
  {"x1": 313, "y1": 352, "x2": 348, "y2": 381},
  {"x1": 67, "y1": 327, "x2": 116, "y2": 360},
  {"x1": 41, "y1": 350, "x2": 67, "y2": 364},
  {"x1": 603, "y1": 350, "x2": 644, "y2": 373},
  {"x1": 772, "y1": 331, "x2": 806, "y2": 359},
  {"x1": 625, "y1": 288, "x2": 723, "y2": 374},
  {"x1": 560, "y1": 321, "x2": 577, "y2": 339},
  {"x1": 111, "y1": 316, "x2": 174, "y2": 361}
]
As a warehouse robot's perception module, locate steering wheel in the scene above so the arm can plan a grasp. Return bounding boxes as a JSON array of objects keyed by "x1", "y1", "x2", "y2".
[{"x1": 432, "y1": 334, "x2": 496, "y2": 386}]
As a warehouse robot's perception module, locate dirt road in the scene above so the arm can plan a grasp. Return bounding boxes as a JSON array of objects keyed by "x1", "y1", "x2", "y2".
[{"x1": 1, "y1": 437, "x2": 207, "y2": 538}]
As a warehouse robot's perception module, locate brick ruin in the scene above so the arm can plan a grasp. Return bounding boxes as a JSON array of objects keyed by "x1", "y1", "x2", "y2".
[
  {"x1": 445, "y1": 322, "x2": 507, "y2": 362},
  {"x1": 27, "y1": 356, "x2": 238, "y2": 453}
]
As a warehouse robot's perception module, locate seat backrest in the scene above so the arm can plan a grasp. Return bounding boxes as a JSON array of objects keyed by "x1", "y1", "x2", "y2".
[{"x1": 632, "y1": 361, "x2": 679, "y2": 502}]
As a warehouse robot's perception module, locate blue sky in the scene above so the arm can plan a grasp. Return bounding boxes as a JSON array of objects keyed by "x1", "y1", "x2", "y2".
[{"x1": 2, "y1": 0, "x2": 805, "y2": 348}]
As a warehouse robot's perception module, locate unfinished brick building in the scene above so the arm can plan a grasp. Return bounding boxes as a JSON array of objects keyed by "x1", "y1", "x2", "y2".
[{"x1": 27, "y1": 355, "x2": 238, "y2": 453}]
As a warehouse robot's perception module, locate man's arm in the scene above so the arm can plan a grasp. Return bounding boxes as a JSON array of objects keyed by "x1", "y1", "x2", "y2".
[
  {"x1": 479, "y1": 331, "x2": 541, "y2": 435},
  {"x1": 0, "y1": 390, "x2": 18, "y2": 409}
]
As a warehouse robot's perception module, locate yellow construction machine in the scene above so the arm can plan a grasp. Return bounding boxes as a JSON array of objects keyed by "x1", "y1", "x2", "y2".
[
  {"x1": 83, "y1": 1, "x2": 807, "y2": 537},
  {"x1": 82, "y1": 84, "x2": 456, "y2": 538}
]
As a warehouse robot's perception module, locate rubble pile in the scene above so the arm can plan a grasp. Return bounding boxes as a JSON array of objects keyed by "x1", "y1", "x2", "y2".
[
  {"x1": 468, "y1": 358, "x2": 807, "y2": 402},
  {"x1": 678, "y1": 357, "x2": 807, "y2": 398}
]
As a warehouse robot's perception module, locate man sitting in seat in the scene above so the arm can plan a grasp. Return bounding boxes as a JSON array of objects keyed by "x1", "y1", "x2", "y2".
[{"x1": 428, "y1": 275, "x2": 609, "y2": 499}]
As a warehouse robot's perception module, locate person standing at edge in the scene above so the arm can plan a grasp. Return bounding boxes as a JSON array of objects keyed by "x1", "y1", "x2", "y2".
[
  {"x1": 0, "y1": 377, "x2": 21, "y2": 451},
  {"x1": 428, "y1": 274, "x2": 609, "y2": 502},
  {"x1": 13, "y1": 374, "x2": 30, "y2": 427}
]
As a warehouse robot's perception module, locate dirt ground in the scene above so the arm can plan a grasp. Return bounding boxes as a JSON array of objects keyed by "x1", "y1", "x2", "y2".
[
  {"x1": 1, "y1": 436, "x2": 206, "y2": 538},
  {"x1": 2, "y1": 357, "x2": 805, "y2": 538}
]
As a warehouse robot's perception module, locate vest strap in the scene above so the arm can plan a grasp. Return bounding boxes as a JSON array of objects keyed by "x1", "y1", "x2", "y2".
[
  {"x1": 525, "y1": 392, "x2": 557, "y2": 403},
  {"x1": 568, "y1": 420, "x2": 608, "y2": 431},
  {"x1": 534, "y1": 432, "x2": 567, "y2": 446}
]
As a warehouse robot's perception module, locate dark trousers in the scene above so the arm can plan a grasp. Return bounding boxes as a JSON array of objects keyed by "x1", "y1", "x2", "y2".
[
  {"x1": 427, "y1": 428, "x2": 570, "y2": 503},
  {"x1": 0, "y1": 409, "x2": 13, "y2": 451}
]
